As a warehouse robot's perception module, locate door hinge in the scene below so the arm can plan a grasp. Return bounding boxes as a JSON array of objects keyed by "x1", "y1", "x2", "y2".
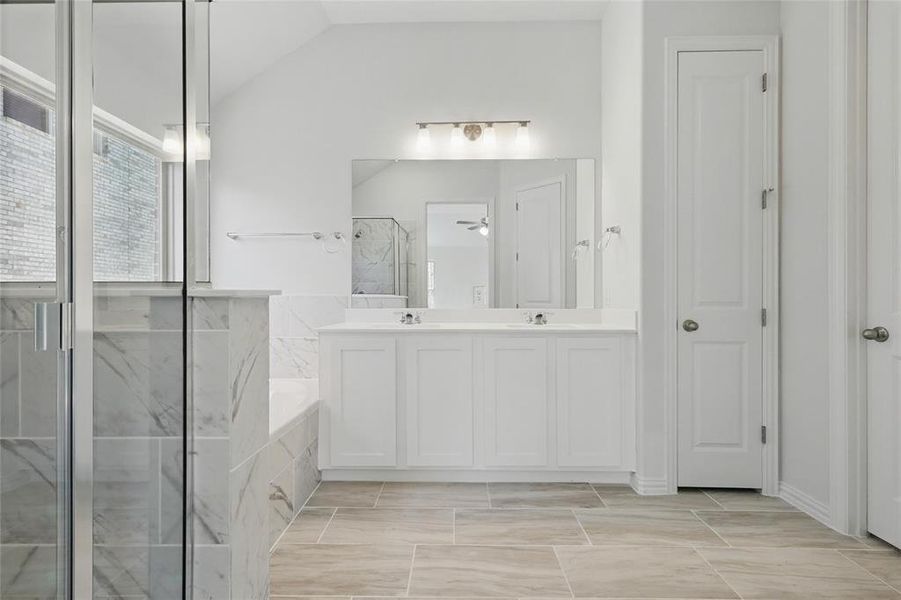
[
  {"x1": 761, "y1": 425, "x2": 767, "y2": 444},
  {"x1": 60, "y1": 302, "x2": 74, "y2": 350},
  {"x1": 516, "y1": 252, "x2": 519, "y2": 261},
  {"x1": 515, "y1": 202, "x2": 520, "y2": 211},
  {"x1": 761, "y1": 308, "x2": 768, "y2": 327},
  {"x1": 761, "y1": 189, "x2": 767, "y2": 209},
  {"x1": 762, "y1": 73, "x2": 768, "y2": 92}
]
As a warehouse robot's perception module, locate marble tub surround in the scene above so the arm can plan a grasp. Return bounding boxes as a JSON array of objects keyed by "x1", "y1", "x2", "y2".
[
  {"x1": 267, "y1": 402, "x2": 321, "y2": 551},
  {"x1": 269, "y1": 483, "x2": 900, "y2": 599},
  {"x1": 269, "y1": 294, "x2": 347, "y2": 379}
]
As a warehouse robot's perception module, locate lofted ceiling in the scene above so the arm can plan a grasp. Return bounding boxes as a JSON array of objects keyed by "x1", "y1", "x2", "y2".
[{"x1": 211, "y1": 0, "x2": 608, "y2": 104}]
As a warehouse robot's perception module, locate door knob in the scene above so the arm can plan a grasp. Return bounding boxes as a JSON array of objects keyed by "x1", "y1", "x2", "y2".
[
  {"x1": 862, "y1": 326, "x2": 890, "y2": 343},
  {"x1": 682, "y1": 319, "x2": 699, "y2": 332}
]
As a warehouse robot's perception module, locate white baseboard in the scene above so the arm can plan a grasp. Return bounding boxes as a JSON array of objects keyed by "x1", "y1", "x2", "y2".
[
  {"x1": 780, "y1": 481, "x2": 832, "y2": 527},
  {"x1": 321, "y1": 469, "x2": 632, "y2": 484},
  {"x1": 630, "y1": 473, "x2": 671, "y2": 495}
]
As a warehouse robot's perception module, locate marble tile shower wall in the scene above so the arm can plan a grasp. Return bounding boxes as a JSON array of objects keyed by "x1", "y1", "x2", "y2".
[
  {"x1": 0, "y1": 295, "x2": 271, "y2": 599},
  {"x1": 269, "y1": 295, "x2": 348, "y2": 380},
  {"x1": 0, "y1": 297, "x2": 59, "y2": 599}
]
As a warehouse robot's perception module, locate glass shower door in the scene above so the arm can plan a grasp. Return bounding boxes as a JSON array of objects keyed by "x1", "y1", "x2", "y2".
[{"x1": 0, "y1": 1, "x2": 70, "y2": 597}]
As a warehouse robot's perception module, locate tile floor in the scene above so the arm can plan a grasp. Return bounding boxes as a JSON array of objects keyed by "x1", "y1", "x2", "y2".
[{"x1": 270, "y1": 482, "x2": 901, "y2": 599}]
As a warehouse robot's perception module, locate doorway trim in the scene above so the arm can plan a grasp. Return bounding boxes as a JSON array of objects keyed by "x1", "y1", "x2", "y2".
[{"x1": 662, "y1": 35, "x2": 781, "y2": 496}]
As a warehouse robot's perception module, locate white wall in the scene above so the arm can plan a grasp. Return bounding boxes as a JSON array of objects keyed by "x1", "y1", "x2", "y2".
[
  {"x1": 210, "y1": 21, "x2": 603, "y2": 294},
  {"x1": 636, "y1": 0, "x2": 781, "y2": 487},
  {"x1": 600, "y1": 1, "x2": 642, "y2": 310},
  {"x1": 429, "y1": 246, "x2": 490, "y2": 309},
  {"x1": 778, "y1": 0, "x2": 831, "y2": 508}
]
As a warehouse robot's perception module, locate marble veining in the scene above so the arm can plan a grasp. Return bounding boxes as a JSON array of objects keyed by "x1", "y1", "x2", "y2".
[
  {"x1": 0, "y1": 438, "x2": 57, "y2": 544},
  {"x1": 228, "y1": 298, "x2": 269, "y2": 468},
  {"x1": 230, "y1": 452, "x2": 270, "y2": 600}
]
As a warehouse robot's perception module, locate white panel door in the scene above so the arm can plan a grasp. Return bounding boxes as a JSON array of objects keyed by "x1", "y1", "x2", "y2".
[
  {"x1": 867, "y1": 0, "x2": 901, "y2": 549},
  {"x1": 405, "y1": 335, "x2": 474, "y2": 467},
  {"x1": 483, "y1": 336, "x2": 549, "y2": 466},
  {"x1": 326, "y1": 337, "x2": 397, "y2": 467},
  {"x1": 515, "y1": 179, "x2": 563, "y2": 309},
  {"x1": 676, "y1": 50, "x2": 765, "y2": 488},
  {"x1": 556, "y1": 337, "x2": 624, "y2": 467}
]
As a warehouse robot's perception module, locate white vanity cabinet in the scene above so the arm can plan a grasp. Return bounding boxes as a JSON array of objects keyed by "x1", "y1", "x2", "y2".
[{"x1": 319, "y1": 327, "x2": 637, "y2": 478}]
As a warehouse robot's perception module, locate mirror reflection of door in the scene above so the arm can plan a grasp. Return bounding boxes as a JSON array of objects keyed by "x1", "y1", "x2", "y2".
[{"x1": 426, "y1": 202, "x2": 491, "y2": 309}]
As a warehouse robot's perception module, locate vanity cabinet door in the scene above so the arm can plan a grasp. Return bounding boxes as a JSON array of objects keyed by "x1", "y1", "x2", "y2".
[
  {"x1": 556, "y1": 337, "x2": 635, "y2": 468},
  {"x1": 483, "y1": 336, "x2": 549, "y2": 467},
  {"x1": 405, "y1": 336, "x2": 474, "y2": 467},
  {"x1": 322, "y1": 336, "x2": 397, "y2": 467}
]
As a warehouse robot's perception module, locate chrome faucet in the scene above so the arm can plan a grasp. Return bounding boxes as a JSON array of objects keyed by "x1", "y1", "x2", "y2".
[{"x1": 533, "y1": 312, "x2": 549, "y2": 325}]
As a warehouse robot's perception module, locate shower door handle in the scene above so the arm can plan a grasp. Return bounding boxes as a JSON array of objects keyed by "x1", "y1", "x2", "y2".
[{"x1": 33, "y1": 302, "x2": 70, "y2": 352}]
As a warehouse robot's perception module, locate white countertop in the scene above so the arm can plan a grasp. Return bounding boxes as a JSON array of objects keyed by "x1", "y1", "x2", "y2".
[{"x1": 319, "y1": 322, "x2": 636, "y2": 334}]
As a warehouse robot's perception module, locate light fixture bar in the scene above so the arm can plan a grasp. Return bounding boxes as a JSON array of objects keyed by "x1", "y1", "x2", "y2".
[{"x1": 415, "y1": 120, "x2": 530, "y2": 127}]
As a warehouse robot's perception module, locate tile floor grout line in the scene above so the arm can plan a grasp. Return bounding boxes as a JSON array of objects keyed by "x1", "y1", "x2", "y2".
[
  {"x1": 571, "y1": 508, "x2": 593, "y2": 545},
  {"x1": 589, "y1": 483, "x2": 609, "y2": 508},
  {"x1": 691, "y1": 509, "x2": 732, "y2": 548},
  {"x1": 271, "y1": 480, "x2": 324, "y2": 552},
  {"x1": 404, "y1": 544, "x2": 418, "y2": 597},
  {"x1": 314, "y1": 507, "x2": 339, "y2": 544},
  {"x1": 836, "y1": 548, "x2": 901, "y2": 595},
  {"x1": 701, "y1": 489, "x2": 728, "y2": 510},
  {"x1": 692, "y1": 546, "x2": 745, "y2": 600},
  {"x1": 551, "y1": 545, "x2": 577, "y2": 599},
  {"x1": 373, "y1": 481, "x2": 386, "y2": 507}
]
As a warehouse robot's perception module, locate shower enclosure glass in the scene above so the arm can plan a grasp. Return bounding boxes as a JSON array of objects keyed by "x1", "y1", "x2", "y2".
[
  {"x1": 351, "y1": 217, "x2": 411, "y2": 299},
  {"x1": 0, "y1": 1, "x2": 203, "y2": 597}
]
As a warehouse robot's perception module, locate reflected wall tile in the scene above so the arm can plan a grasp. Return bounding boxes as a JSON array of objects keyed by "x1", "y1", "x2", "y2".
[
  {"x1": 230, "y1": 452, "x2": 270, "y2": 600},
  {"x1": 0, "y1": 439, "x2": 56, "y2": 544},
  {"x1": 269, "y1": 466, "x2": 294, "y2": 548},
  {"x1": 93, "y1": 438, "x2": 158, "y2": 545},
  {"x1": 192, "y1": 297, "x2": 229, "y2": 331},
  {"x1": 149, "y1": 545, "x2": 182, "y2": 600},
  {"x1": 228, "y1": 298, "x2": 269, "y2": 468},
  {"x1": 93, "y1": 332, "x2": 183, "y2": 437},
  {"x1": 0, "y1": 544, "x2": 57, "y2": 598},
  {"x1": 93, "y1": 545, "x2": 149, "y2": 598},
  {"x1": 0, "y1": 332, "x2": 20, "y2": 437},
  {"x1": 160, "y1": 438, "x2": 228, "y2": 546},
  {"x1": 193, "y1": 545, "x2": 229, "y2": 600},
  {"x1": 148, "y1": 297, "x2": 183, "y2": 330},
  {"x1": 93, "y1": 296, "x2": 153, "y2": 330},
  {"x1": 192, "y1": 331, "x2": 229, "y2": 437},
  {"x1": 20, "y1": 339, "x2": 57, "y2": 437}
]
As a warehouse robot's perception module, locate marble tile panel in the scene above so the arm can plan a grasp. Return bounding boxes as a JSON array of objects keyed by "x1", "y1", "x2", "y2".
[
  {"x1": 270, "y1": 337, "x2": 317, "y2": 380},
  {"x1": 0, "y1": 299, "x2": 35, "y2": 331},
  {"x1": 228, "y1": 298, "x2": 269, "y2": 468},
  {"x1": 377, "y1": 482, "x2": 489, "y2": 508},
  {"x1": 454, "y1": 509, "x2": 588, "y2": 546},
  {"x1": 230, "y1": 451, "x2": 270, "y2": 600},
  {"x1": 193, "y1": 544, "x2": 230, "y2": 600},
  {"x1": 93, "y1": 544, "x2": 149, "y2": 598},
  {"x1": 270, "y1": 465, "x2": 295, "y2": 548},
  {"x1": 161, "y1": 438, "x2": 228, "y2": 546},
  {"x1": 556, "y1": 545, "x2": 738, "y2": 599},
  {"x1": 93, "y1": 438, "x2": 158, "y2": 545},
  {"x1": 592, "y1": 485, "x2": 721, "y2": 510},
  {"x1": 0, "y1": 438, "x2": 57, "y2": 544},
  {"x1": 1, "y1": 544, "x2": 58, "y2": 598},
  {"x1": 575, "y1": 509, "x2": 727, "y2": 547},
  {"x1": 305, "y1": 481, "x2": 383, "y2": 508},
  {"x1": 277, "y1": 507, "x2": 335, "y2": 545},
  {"x1": 699, "y1": 547, "x2": 900, "y2": 599},
  {"x1": 20, "y1": 338, "x2": 58, "y2": 437},
  {"x1": 294, "y1": 444, "x2": 320, "y2": 512},
  {"x1": 191, "y1": 330, "x2": 229, "y2": 437},
  {"x1": 488, "y1": 483, "x2": 604, "y2": 509},
  {"x1": 0, "y1": 332, "x2": 19, "y2": 437},
  {"x1": 270, "y1": 544, "x2": 413, "y2": 596},
  {"x1": 192, "y1": 297, "x2": 229, "y2": 330},
  {"x1": 320, "y1": 508, "x2": 453, "y2": 545},
  {"x1": 409, "y1": 545, "x2": 571, "y2": 597},
  {"x1": 93, "y1": 331, "x2": 183, "y2": 437},
  {"x1": 696, "y1": 511, "x2": 869, "y2": 548},
  {"x1": 269, "y1": 295, "x2": 347, "y2": 339}
]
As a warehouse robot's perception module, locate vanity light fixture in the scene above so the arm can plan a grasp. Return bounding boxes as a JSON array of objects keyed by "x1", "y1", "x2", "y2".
[
  {"x1": 515, "y1": 121, "x2": 530, "y2": 149},
  {"x1": 450, "y1": 123, "x2": 465, "y2": 147},
  {"x1": 414, "y1": 120, "x2": 531, "y2": 148},
  {"x1": 482, "y1": 123, "x2": 496, "y2": 146},
  {"x1": 417, "y1": 123, "x2": 431, "y2": 149}
]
